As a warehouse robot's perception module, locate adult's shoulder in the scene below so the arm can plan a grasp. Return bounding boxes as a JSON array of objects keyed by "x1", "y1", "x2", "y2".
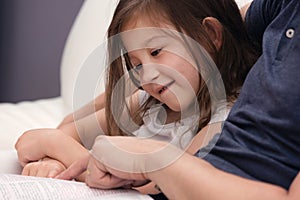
[{"x1": 244, "y1": 0, "x2": 288, "y2": 44}]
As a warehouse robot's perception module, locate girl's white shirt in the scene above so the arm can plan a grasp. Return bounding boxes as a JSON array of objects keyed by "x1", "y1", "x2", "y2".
[{"x1": 132, "y1": 91, "x2": 229, "y2": 149}]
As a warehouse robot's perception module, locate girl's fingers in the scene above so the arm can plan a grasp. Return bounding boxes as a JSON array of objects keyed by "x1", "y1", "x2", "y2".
[
  {"x1": 21, "y1": 165, "x2": 30, "y2": 176},
  {"x1": 48, "y1": 169, "x2": 60, "y2": 178},
  {"x1": 35, "y1": 168, "x2": 49, "y2": 177}
]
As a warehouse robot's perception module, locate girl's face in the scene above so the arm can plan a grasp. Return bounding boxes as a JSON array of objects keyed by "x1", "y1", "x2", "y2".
[{"x1": 121, "y1": 17, "x2": 200, "y2": 112}]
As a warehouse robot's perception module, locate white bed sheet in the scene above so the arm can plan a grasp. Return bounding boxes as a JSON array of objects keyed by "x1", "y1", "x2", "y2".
[
  {"x1": 0, "y1": 97, "x2": 68, "y2": 174},
  {"x1": 0, "y1": 97, "x2": 67, "y2": 150}
]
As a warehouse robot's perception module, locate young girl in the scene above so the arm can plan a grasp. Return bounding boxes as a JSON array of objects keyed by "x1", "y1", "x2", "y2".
[{"x1": 15, "y1": 0, "x2": 258, "y2": 192}]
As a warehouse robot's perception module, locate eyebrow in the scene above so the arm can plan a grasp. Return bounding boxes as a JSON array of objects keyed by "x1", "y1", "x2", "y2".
[
  {"x1": 123, "y1": 33, "x2": 168, "y2": 55},
  {"x1": 126, "y1": 35, "x2": 166, "y2": 57},
  {"x1": 144, "y1": 35, "x2": 167, "y2": 47}
]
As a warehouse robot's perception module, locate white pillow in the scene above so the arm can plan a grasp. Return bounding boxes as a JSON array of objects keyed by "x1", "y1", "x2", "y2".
[{"x1": 60, "y1": 0, "x2": 118, "y2": 112}]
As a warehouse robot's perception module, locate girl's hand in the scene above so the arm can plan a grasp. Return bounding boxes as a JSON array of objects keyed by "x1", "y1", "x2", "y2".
[
  {"x1": 57, "y1": 136, "x2": 183, "y2": 190},
  {"x1": 15, "y1": 128, "x2": 64, "y2": 166},
  {"x1": 22, "y1": 157, "x2": 66, "y2": 178},
  {"x1": 57, "y1": 153, "x2": 148, "y2": 189}
]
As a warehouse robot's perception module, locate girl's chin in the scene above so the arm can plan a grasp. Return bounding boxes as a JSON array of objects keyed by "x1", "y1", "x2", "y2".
[
  {"x1": 164, "y1": 103, "x2": 181, "y2": 113},
  {"x1": 166, "y1": 101, "x2": 198, "y2": 115}
]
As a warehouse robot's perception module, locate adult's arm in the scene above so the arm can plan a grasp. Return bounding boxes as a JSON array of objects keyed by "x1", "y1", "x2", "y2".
[
  {"x1": 57, "y1": 136, "x2": 299, "y2": 200},
  {"x1": 148, "y1": 152, "x2": 295, "y2": 200}
]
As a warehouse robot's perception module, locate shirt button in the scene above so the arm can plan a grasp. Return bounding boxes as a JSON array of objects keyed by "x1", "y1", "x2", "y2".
[{"x1": 286, "y1": 28, "x2": 295, "y2": 38}]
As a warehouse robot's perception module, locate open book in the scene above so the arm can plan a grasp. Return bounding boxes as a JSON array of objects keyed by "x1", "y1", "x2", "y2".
[{"x1": 0, "y1": 174, "x2": 153, "y2": 200}]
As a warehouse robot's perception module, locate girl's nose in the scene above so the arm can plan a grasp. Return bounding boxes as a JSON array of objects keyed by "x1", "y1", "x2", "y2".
[{"x1": 140, "y1": 63, "x2": 160, "y2": 84}]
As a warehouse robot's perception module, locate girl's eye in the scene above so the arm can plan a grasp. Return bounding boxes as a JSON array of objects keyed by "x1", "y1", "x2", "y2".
[
  {"x1": 134, "y1": 63, "x2": 143, "y2": 71},
  {"x1": 151, "y1": 49, "x2": 162, "y2": 56}
]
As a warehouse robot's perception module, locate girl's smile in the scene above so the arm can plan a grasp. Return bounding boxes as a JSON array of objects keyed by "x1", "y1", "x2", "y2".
[
  {"x1": 121, "y1": 17, "x2": 200, "y2": 112},
  {"x1": 148, "y1": 80, "x2": 175, "y2": 95},
  {"x1": 157, "y1": 80, "x2": 175, "y2": 94}
]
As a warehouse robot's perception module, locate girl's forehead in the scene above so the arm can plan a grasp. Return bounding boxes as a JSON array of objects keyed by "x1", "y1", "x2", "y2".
[
  {"x1": 120, "y1": 17, "x2": 176, "y2": 51},
  {"x1": 122, "y1": 12, "x2": 171, "y2": 31},
  {"x1": 121, "y1": 29, "x2": 167, "y2": 51}
]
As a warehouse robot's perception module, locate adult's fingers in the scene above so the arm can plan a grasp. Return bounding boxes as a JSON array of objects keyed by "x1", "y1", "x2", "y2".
[{"x1": 56, "y1": 154, "x2": 90, "y2": 180}]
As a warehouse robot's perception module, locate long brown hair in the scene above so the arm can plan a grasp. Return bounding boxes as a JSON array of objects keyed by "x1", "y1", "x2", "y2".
[{"x1": 105, "y1": 0, "x2": 259, "y2": 136}]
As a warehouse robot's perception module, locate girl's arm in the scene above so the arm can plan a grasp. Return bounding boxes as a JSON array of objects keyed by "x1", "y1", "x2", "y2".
[
  {"x1": 15, "y1": 105, "x2": 108, "y2": 167},
  {"x1": 15, "y1": 129, "x2": 89, "y2": 167},
  {"x1": 16, "y1": 90, "x2": 142, "y2": 165},
  {"x1": 57, "y1": 89, "x2": 141, "y2": 143},
  {"x1": 16, "y1": 128, "x2": 92, "y2": 181},
  {"x1": 57, "y1": 89, "x2": 142, "y2": 143},
  {"x1": 58, "y1": 107, "x2": 108, "y2": 147},
  {"x1": 16, "y1": 93, "x2": 107, "y2": 180},
  {"x1": 57, "y1": 92, "x2": 106, "y2": 128}
]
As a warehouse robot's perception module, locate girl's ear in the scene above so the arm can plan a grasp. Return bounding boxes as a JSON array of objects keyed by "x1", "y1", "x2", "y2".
[{"x1": 202, "y1": 17, "x2": 223, "y2": 51}]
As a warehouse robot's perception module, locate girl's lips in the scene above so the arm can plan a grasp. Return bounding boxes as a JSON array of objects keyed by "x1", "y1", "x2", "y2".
[
  {"x1": 159, "y1": 86, "x2": 167, "y2": 94},
  {"x1": 158, "y1": 81, "x2": 174, "y2": 94}
]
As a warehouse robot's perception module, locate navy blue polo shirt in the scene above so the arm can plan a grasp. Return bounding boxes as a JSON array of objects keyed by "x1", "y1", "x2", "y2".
[{"x1": 201, "y1": 0, "x2": 300, "y2": 189}]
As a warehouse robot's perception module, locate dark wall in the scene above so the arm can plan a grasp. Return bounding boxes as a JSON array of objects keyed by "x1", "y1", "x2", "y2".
[{"x1": 0, "y1": 0, "x2": 84, "y2": 103}]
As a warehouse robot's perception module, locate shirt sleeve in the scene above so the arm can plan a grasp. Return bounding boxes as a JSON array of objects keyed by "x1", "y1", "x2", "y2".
[{"x1": 245, "y1": 0, "x2": 284, "y2": 44}]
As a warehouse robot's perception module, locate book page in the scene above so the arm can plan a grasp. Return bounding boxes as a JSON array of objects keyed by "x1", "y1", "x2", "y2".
[{"x1": 0, "y1": 174, "x2": 153, "y2": 200}]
